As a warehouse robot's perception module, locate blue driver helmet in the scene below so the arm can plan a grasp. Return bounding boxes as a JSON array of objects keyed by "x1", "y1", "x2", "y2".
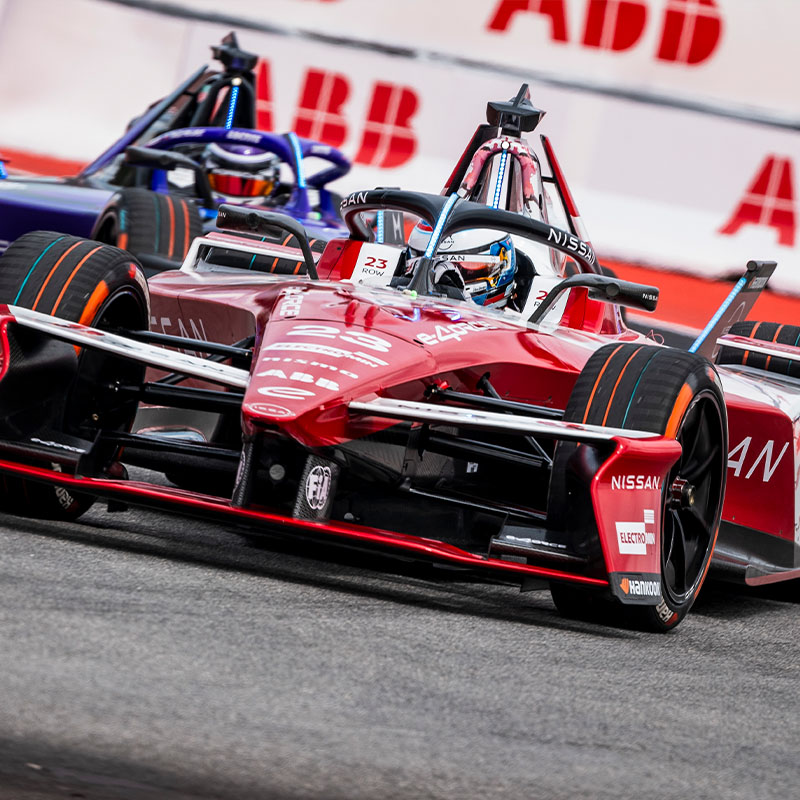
[{"x1": 407, "y1": 223, "x2": 517, "y2": 307}]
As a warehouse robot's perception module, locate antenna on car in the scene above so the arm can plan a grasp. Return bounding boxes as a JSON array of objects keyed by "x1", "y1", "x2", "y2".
[
  {"x1": 441, "y1": 85, "x2": 546, "y2": 195},
  {"x1": 211, "y1": 32, "x2": 258, "y2": 73},
  {"x1": 194, "y1": 32, "x2": 259, "y2": 128},
  {"x1": 486, "y1": 84, "x2": 545, "y2": 136}
]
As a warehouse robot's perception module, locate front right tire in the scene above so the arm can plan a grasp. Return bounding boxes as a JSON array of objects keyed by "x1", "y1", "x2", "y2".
[{"x1": 549, "y1": 343, "x2": 727, "y2": 631}]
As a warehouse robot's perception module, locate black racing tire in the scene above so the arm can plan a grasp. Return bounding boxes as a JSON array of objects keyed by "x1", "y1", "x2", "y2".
[
  {"x1": 202, "y1": 227, "x2": 327, "y2": 275},
  {"x1": 0, "y1": 231, "x2": 150, "y2": 520},
  {"x1": 716, "y1": 320, "x2": 800, "y2": 378},
  {"x1": 93, "y1": 187, "x2": 202, "y2": 265},
  {"x1": 245, "y1": 226, "x2": 328, "y2": 255},
  {"x1": 548, "y1": 343, "x2": 727, "y2": 632}
]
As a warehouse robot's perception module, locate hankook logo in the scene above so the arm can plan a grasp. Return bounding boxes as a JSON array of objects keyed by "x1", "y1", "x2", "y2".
[{"x1": 619, "y1": 577, "x2": 660, "y2": 598}]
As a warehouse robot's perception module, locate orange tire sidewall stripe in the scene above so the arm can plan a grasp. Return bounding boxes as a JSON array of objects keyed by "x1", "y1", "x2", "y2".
[
  {"x1": 118, "y1": 231, "x2": 129, "y2": 250},
  {"x1": 765, "y1": 323, "x2": 784, "y2": 371},
  {"x1": 51, "y1": 245, "x2": 104, "y2": 315},
  {"x1": 666, "y1": 377, "x2": 721, "y2": 599},
  {"x1": 664, "y1": 382, "x2": 693, "y2": 439},
  {"x1": 601, "y1": 346, "x2": 642, "y2": 426},
  {"x1": 271, "y1": 234, "x2": 295, "y2": 272},
  {"x1": 166, "y1": 195, "x2": 176, "y2": 259},
  {"x1": 77, "y1": 280, "x2": 110, "y2": 327},
  {"x1": 582, "y1": 344, "x2": 625, "y2": 424},
  {"x1": 742, "y1": 321, "x2": 762, "y2": 365},
  {"x1": 31, "y1": 240, "x2": 85, "y2": 310},
  {"x1": 71, "y1": 279, "x2": 110, "y2": 356},
  {"x1": 697, "y1": 523, "x2": 720, "y2": 594},
  {"x1": 180, "y1": 198, "x2": 190, "y2": 257}
]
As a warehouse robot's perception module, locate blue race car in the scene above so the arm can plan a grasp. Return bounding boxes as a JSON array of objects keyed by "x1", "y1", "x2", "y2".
[{"x1": 0, "y1": 33, "x2": 350, "y2": 273}]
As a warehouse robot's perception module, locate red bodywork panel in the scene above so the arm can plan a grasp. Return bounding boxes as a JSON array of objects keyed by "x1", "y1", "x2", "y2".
[
  {"x1": 593, "y1": 437, "x2": 681, "y2": 581},
  {"x1": 3, "y1": 230, "x2": 800, "y2": 591},
  {"x1": 142, "y1": 262, "x2": 800, "y2": 560},
  {"x1": 721, "y1": 368, "x2": 799, "y2": 543},
  {"x1": 0, "y1": 268, "x2": 674, "y2": 597},
  {"x1": 146, "y1": 270, "x2": 642, "y2": 443}
]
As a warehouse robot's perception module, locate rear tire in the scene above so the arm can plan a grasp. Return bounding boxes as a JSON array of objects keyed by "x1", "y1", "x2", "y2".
[
  {"x1": 716, "y1": 320, "x2": 800, "y2": 378},
  {"x1": 0, "y1": 231, "x2": 150, "y2": 520},
  {"x1": 202, "y1": 227, "x2": 327, "y2": 275},
  {"x1": 93, "y1": 188, "x2": 202, "y2": 267},
  {"x1": 549, "y1": 343, "x2": 727, "y2": 631}
]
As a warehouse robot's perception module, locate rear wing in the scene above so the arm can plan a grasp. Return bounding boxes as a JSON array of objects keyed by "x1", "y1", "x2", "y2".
[{"x1": 689, "y1": 260, "x2": 776, "y2": 359}]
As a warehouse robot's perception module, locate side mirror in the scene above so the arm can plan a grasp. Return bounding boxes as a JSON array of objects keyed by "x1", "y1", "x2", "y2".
[
  {"x1": 215, "y1": 204, "x2": 319, "y2": 279},
  {"x1": 529, "y1": 272, "x2": 658, "y2": 324},
  {"x1": 123, "y1": 146, "x2": 215, "y2": 209}
]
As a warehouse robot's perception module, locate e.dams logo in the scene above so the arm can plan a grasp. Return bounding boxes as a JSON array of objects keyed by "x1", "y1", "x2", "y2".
[{"x1": 487, "y1": 0, "x2": 723, "y2": 65}]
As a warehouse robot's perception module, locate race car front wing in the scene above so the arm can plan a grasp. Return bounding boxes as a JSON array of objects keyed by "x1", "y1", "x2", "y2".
[{"x1": 0, "y1": 304, "x2": 681, "y2": 604}]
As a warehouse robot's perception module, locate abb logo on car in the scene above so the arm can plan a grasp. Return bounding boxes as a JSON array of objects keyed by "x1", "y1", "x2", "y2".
[
  {"x1": 256, "y1": 62, "x2": 418, "y2": 168},
  {"x1": 256, "y1": 324, "x2": 395, "y2": 399},
  {"x1": 487, "y1": 0, "x2": 723, "y2": 65}
]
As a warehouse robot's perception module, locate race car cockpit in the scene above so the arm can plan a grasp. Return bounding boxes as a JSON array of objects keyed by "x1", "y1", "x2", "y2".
[{"x1": 398, "y1": 85, "x2": 578, "y2": 314}]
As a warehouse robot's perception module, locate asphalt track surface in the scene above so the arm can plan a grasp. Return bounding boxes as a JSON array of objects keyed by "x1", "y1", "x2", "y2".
[{"x1": 2, "y1": 496, "x2": 800, "y2": 800}]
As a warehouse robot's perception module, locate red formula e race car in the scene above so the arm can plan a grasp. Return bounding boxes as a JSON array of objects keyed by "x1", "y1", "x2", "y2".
[{"x1": 0, "y1": 94, "x2": 795, "y2": 633}]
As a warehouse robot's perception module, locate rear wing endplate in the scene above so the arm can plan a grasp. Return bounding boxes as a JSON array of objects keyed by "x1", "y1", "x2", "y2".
[{"x1": 689, "y1": 260, "x2": 776, "y2": 359}]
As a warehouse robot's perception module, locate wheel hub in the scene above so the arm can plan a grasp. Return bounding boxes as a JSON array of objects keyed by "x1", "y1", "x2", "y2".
[{"x1": 668, "y1": 478, "x2": 695, "y2": 510}]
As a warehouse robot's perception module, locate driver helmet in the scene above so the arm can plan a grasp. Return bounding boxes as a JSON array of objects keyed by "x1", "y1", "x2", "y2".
[
  {"x1": 204, "y1": 143, "x2": 279, "y2": 197},
  {"x1": 406, "y1": 223, "x2": 516, "y2": 307}
]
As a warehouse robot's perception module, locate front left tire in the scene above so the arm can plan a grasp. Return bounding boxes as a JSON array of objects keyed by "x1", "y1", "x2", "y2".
[{"x1": 0, "y1": 231, "x2": 150, "y2": 519}]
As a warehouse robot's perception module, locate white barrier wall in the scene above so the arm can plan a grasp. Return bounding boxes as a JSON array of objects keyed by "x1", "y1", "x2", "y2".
[
  {"x1": 170, "y1": 0, "x2": 799, "y2": 121},
  {"x1": 0, "y1": 0, "x2": 798, "y2": 292}
]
